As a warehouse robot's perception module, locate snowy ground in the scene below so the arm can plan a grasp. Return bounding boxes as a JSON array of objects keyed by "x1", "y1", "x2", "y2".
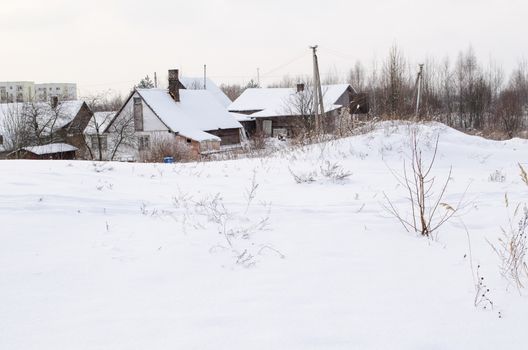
[{"x1": 1, "y1": 122, "x2": 528, "y2": 349}]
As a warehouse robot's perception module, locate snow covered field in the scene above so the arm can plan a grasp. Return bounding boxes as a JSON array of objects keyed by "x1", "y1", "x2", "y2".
[{"x1": 1, "y1": 122, "x2": 527, "y2": 349}]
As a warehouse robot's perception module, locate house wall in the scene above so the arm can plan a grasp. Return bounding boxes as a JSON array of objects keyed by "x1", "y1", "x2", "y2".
[
  {"x1": 254, "y1": 113, "x2": 337, "y2": 138},
  {"x1": 119, "y1": 92, "x2": 169, "y2": 132},
  {"x1": 335, "y1": 89, "x2": 352, "y2": 108},
  {"x1": 206, "y1": 128, "x2": 241, "y2": 145}
]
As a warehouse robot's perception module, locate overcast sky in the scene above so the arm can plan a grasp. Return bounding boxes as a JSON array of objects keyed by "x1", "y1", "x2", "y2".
[{"x1": 1, "y1": 0, "x2": 526, "y2": 97}]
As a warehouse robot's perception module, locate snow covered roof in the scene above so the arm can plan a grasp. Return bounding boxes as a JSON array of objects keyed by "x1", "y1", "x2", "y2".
[
  {"x1": 229, "y1": 112, "x2": 254, "y2": 122},
  {"x1": 0, "y1": 100, "x2": 86, "y2": 130},
  {"x1": 135, "y1": 88, "x2": 242, "y2": 142},
  {"x1": 180, "y1": 77, "x2": 232, "y2": 108},
  {"x1": 22, "y1": 143, "x2": 78, "y2": 155},
  {"x1": 85, "y1": 112, "x2": 115, "y2": 135},
  {"x1": 228, "y1": 84, "x2": 354, "y2": 118}
]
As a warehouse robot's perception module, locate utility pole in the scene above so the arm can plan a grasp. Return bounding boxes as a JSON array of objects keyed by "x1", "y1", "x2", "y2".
[
  {"x1": 203, "y1": 64, "x2": 207, "y2": 90},
  {"x1": 257, "y1": 68, "x2": 260, "y2": 86},
  {"x1": 415, "y1": 64, "x2": 424, "y2": 118},
  {"x1": 310, "y1": 45, "x2": 325, "y2": 134},
  {"x1": 154, "y1": 72, "x2": 158, "y2": 88}
]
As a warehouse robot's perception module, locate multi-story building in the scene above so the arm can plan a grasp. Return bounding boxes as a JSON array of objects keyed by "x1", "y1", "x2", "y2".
[
  {"x1": 35, "y1": 83, "x2": 77, "y2": 101},
  {"x1": 0, "y1": 81, "x2": 77, "y2": 103},
  {"x1": 0, "y1": 82, "x2": 35, "y2": 103}
]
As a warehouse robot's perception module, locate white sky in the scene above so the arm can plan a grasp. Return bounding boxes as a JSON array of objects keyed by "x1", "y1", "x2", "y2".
[{"x1": 1, "y1": 0, "x2": 526, "y2": 97}]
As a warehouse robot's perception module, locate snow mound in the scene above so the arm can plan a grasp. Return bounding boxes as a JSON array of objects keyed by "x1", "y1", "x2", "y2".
[{"x1": 1, "y1": 121, "x2": 528, "y2": 349}]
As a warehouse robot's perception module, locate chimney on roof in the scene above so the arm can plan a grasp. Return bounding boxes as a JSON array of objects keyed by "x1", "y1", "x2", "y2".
[
  {"x1": 296, "y1": 83, "x2": 305, "y2": 93},
  {"x1": 168, "y1": 69, "x2": 180, "y2": 102},
  {"x1": 51, "y1": 96, "x2": 59, "y2": 109}
]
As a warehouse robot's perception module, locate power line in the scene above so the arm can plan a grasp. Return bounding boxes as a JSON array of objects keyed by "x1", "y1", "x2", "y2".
[{"x1": 261, "y1": 51, "x2": 310, "y2": 77}]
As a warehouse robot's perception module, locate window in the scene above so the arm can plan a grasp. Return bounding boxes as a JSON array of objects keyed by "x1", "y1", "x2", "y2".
[
  {"x1": 186, "y1": 138, "x2": 192, "y2": 143},
  {"x1": 90, "y1": 135, "x2": 108, "y2": 150},
  {"x1": 138, "y1": 135, "x2": 150, "y2": 151}
]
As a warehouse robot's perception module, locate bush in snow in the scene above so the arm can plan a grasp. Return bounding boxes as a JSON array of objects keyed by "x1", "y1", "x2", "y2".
[
  {"x1": 489, "y1": 170, "x2": 506, "y2": 183},
  {"x1": 489, "y1": 167, "x2": 528, "y2": 291},
  {"x1": 383, "y1": 129, "x2": 462, "y2": 238},
  {"x1": 489, "y1": 199, "x2": 528, "y2": 291},
  {"x1": 289, "y1": 161, "x2": 351, "y2": 184},
  {"x1": 320, "y1": 161, "x2": 352, "y2": 181}
]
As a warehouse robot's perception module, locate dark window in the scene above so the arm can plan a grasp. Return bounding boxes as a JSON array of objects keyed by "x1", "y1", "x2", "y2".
[
  {"x1": 138, "y1": 135, "x2": 150, "y2": 150},
  {"x1": 186, "y1": 138, "x2": 192, "y2": 143},
  {"x1": 91, "y1": 135, "x2": 107, "y2": 150}
]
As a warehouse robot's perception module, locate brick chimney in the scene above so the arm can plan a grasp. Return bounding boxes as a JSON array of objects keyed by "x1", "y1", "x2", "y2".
[
  {"x1": 296, "y1": 83, "x2": 305, "y2": 93},
  {"x1": 168, "y1": 69, "x2": 180, "y2": 102}
]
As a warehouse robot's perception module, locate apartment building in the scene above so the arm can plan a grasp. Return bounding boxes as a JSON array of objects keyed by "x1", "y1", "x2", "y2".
[
  {"x1": 0, "y1": 81, "x2": 77, "y2": 103},
  {"x1": 0, "y1": 82, "x2": 35, "y2": 103},
  {"x1": 35, "y1": 83, "x2": 77, "y2": 101}
]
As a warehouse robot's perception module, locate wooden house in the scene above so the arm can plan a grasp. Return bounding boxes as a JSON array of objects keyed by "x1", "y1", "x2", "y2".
[
  {"x1": 0, "y1": 98, "x2": 93, "y2": 157},
  {"x1": 10, "y1": 143, "x2": 78, "y2": 160},
  {"x1": 228, "y1": 83, "x2": 362, "y2": 137},
  {"x1": 105, "y1": 69, "x2": 243, "y2": 161}
]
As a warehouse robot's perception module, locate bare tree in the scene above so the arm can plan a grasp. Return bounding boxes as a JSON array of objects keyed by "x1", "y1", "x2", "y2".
[
  {"x1": 384, "y1": 130, "x2": 462, "y2": 238},
  {"x1": 107, "y1": 110, "x2": 136, "y2": 161},
  {"x1": 383, "y1": 45, "x2": 408, "y2": 117},
  {"x1": 0, "y1": 104, "x2": 31, "y2": 154},
  {"x1": 348, "y1": 61, "x2": 366, "y2": 92},
  {"x1": 494, "y1": 89, "x2": 524, "y2": 138},
  {"x1": 220, "y1": 83, "x2": 244, "y2": 101}
]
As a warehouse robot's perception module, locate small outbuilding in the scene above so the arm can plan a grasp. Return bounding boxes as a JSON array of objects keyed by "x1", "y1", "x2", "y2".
[
  {"x1": 10, "y1": 143, "x2": 78, "y2": 160},
  {"x1": 228, "y1": 84, "x2": 366, "y2": 138}
]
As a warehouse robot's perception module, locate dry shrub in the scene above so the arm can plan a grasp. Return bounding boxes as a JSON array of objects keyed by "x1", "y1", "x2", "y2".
[
  {"x1": 489, "y1": 199, "x2": 528, "y2": 290},
  {"x1": 250, "y1": 132, "x2": 267, "y2": 150},
  {"x1": 489, "y1": 165, "x2": 528, "y2": 291},
  {"x1": 140, "y1": 135, "x2": 194, "y2": 163},
  {"x1": 383, "y1": 129, "x2": 463, "y2": 238}
]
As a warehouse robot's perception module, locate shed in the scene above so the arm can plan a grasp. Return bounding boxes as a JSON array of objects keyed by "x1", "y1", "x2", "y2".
[{"x1": 11, "y1": 143, "x2": 78, "y2": 160}]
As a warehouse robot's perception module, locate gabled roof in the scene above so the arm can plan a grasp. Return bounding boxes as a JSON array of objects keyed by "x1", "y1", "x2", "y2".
[
  {"x1": 228, "y1": 84, "x2": 355, "y2": 118},
  {"x1": 0, "y1": 100, "x2": 85, "y2": 130},
  {"x1": 85, "y1": 112, "x2": 115, "y2": 135},
  {"x1": 180, "y1": 77, "x2": 232, "y2": 108},
  {"x1": 134, "y1": 88, "x2": 242, "y2": 142},
  {"x1": 22, "y1": 143, "x2": 78, "y2": 155}
]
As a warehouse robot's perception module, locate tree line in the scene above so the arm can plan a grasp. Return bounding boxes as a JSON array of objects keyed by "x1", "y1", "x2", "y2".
[{"x1": 221, "y1": 46, "x2": 528, "y2": 138}]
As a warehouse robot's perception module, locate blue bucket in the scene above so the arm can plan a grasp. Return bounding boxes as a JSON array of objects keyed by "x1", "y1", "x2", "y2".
[{"x1": 163, "y1": 156, "x2": 174, "y2": 164}]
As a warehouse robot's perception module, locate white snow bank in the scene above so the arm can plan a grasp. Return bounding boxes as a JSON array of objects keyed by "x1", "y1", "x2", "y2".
[{"x1": 1, "y1": 121, "x2": 528, "y2": 349}]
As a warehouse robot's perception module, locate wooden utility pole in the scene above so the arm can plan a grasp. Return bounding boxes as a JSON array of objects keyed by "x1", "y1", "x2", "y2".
[
  {"x1": 310, "y1": 45, "x2": 325, "y2": 134},
  {"x1": 203, "y1": 64, "x2": 207, "y2": 90},
  {"x1": 257, "y1": 68, "x2": 260, "y2": 86},
  {"x1": 154, "y1": 72, "x2": 158, "y2": 88},
  {"x1": 415, "y1": 64, "x2": 424, "y2": 118}
]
